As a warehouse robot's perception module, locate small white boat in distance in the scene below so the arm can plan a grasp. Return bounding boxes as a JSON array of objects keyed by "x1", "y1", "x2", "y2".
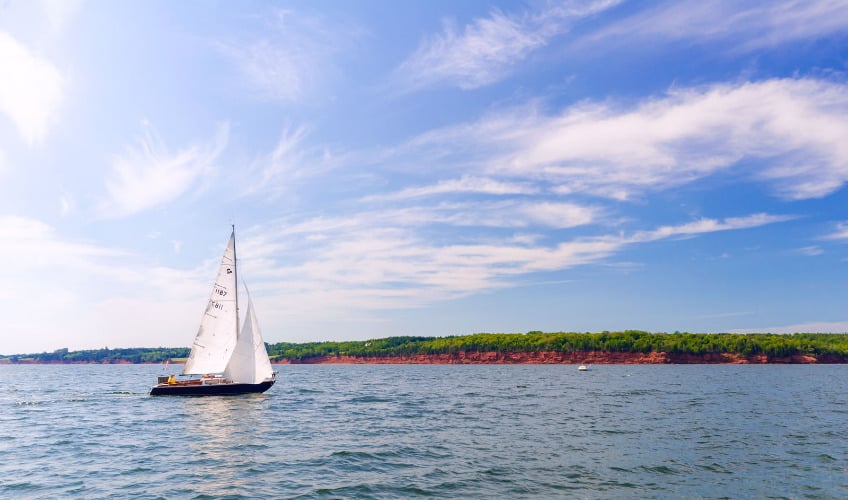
[{"x1": 578, "y1": 364, "x2": 590, "y2": 371}]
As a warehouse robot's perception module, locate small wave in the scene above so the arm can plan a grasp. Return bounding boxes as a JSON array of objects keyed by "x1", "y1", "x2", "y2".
[
  {"x1": 395, "y1": 484, "x2": 435, "y2": 496},
  {"x1": 348, "y1": 395, "x2": 393, "y2": 404},
  {"x1": 15, "y1": 400, "x2": 46, "y2": 406},
  {"x1": 612, "y1": 389, "x2": 660, "y2": 397},
  {"x1": 592, "y1": 428, "x2": 635, "y2": 435},
  {"x1": 125, "y1": 466, "x2": 153, "y2": 474},
  {"x1": 331, "y1": 450, "x2": 376, "y2": 459},
  {"x1": 314, "y1": 484, "x2": 378, "y2": 497},
  {"x1": 699, "y1": 462, "x2": 734, "y2": 474},
  {"x1": 640, "y1": 465, "x2": 681, "y2": 475},
  {"x1": 609, "y1": 466, "x2": 633, "y2": 473},
  {"x1": 2, "y1": 482, "x2": 39, "y2": 492},
  {"x1": 235, "y1": 443, "x2": 270, "y2": 452},
  {"x1": 598, "y1": 479, "x2": 641, "y2": 489}
]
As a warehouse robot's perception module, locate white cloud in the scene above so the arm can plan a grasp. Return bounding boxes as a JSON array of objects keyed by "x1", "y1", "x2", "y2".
[
  {"x1": 241, "y1": 212, "x2": 789, "y2": 319},
  {"x1": 0, "y1": 31, "x2": 63, "y2": 145},
  {"x1": 364, "y1": 175, "x2": 539, "y2": 202},
  {"x1": 99, "y1": 123, "x2": 229, "y2": 218},
  {"x1": 392, "y1": 78, "x2": 848, "y2": 201},
  {"x1": 395, "y1": 0, "x2": 620, "y2": 91},
  {"x1": 822, "y1": 221, "x2": 848, "y2": 240},
  {"x1": 510, "y1": 201, "x2": 599, "y2": 229},
  {"x1": 795, "y1": 246, "x2": 824, "y2": 256},
  {"x1": 586, "y1": 0, "x2": 848, "y2": 51},
  {"x1": 631, "y1": 213, "x2": 797, "y2": 242},
  {"x1": 0, "y1": 216, "x2": 227, "y2": 353},
  {"x1": 0, "y1": 217, "x2": 122, "y2": 353},
  {"x1": 218, "y1": 9, "x2": 354, "y2": 102},
  {"x1": 241, "y1": 124, "x2": 359, "y2": 200},
  {"x1": 59, "y1": 192, "x2": 74, "y2": 217},
  {"x1": 0, "y1": 207, "x2": 791, "y2": 353},
  {"x1": 227, "y1": 38, "x2": 306, "y2": 101},
  {"x1": 243, "y1": 125, "x2": 313, "y2": 198},
  {"x1": 371, "y1": 200, "x2": 601, "y2": 229},
  {"x1": 0, "y1": 216, "x2": 123, "y2": 269}
]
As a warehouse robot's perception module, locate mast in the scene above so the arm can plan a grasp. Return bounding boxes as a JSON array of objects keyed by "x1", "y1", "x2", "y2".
[{"x1": 232, "y1": 224, "x2": 239, "y2": 339}]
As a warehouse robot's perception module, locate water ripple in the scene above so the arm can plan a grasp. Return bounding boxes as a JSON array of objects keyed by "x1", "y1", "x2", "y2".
[{"x1": 1, "y1": 364, "x2": 848, "y2": 498}]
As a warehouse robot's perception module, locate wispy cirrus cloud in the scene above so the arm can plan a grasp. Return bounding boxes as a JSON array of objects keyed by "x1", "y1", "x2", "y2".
[
  {"x1": 632, "y1": 213, "x2": 798, "y2": 242},
  {"x1": 394, "y1": 0, "x2": 620, "y2": 91},
  {"x1": 385, "y1": 78, "x2": 848, "y2": 201},
  {"x1": 243, "y1": 125, "x2": 344, "y2": 199},
  {"x1": 585, "y1": 0, "x2": 848, "y2": 51},
  {"x1": 227, "y1": 38, "x2": 305, "y2": 101},
  {"x1": 363, "y1": 175, "x2": 538, "y2": 202},
  {"x1": 822, "y1": 221, "x2": 848, "y2": 241},
  {"x1": 794, "y1": 245, "x2": 824, "y2": 257},
  {"x1": 218, "y1": 9, "x2": 358, "y2": 102},
  {"x1": 99, "y1": 123, "x2": 229, "y2": 218},
  {"x1": 240, "y1": 212, "x2": 790, "y2": 317},
  {"x1": 0, "y1": 31, "x2": 63, "y2": 146},
  {"x1": 363, "y1": 200, "x2": 601, "y2": 230}
]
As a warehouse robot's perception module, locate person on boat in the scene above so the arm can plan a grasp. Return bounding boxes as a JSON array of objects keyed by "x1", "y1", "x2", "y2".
[{"x1": 167, "y1": 374, "x2": 176, "y2": 384}]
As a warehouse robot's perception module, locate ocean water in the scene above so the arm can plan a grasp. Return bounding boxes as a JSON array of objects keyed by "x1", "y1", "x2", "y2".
[{"x1": 1, "y1": 364, "x2": 846, "y2": 499}]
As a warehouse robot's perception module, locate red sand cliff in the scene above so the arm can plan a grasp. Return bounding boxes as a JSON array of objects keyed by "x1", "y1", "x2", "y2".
[{"x1": 275, "y1": 350, "x2": 847, "y2": 364}]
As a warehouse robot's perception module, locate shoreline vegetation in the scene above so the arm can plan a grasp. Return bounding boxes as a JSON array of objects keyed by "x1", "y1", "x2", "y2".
[{"x1": 3, "y1": 331, "x2": 848, "y2": 365}]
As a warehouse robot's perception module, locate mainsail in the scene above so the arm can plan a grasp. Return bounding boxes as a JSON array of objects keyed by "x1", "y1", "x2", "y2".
[
  {"x1": 183, "y1": 232, "x2": 239, "y2": 375},
  {"x1": 224, "y1": 286, "x2": 275, "y2": 384}
]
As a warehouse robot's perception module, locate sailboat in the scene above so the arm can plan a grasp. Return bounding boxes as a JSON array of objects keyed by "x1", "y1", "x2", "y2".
[{"x1": 150, "y1": 226, "x2": 276, "y2": 396}]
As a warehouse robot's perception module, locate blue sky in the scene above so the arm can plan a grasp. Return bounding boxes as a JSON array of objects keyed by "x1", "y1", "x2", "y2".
[{"x1": 2, "y1": 0, "x2": 848, "y2": 354}]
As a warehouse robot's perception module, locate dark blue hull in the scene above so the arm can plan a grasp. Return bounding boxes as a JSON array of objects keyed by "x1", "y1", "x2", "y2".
[{"x1": 150, "y1": 379, "x2": 275, "y2": 396}]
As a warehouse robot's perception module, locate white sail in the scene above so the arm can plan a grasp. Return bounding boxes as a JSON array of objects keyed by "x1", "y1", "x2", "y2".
[
  {"x1": 183, "y1": 232, "x2": 239, "y2": 375},
  {"x1": 223, "y1": 286, "x2": 274, "y2": 384}
]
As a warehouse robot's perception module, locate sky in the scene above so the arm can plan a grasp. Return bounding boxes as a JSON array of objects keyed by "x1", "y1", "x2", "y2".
[{"x1": 2, "y1": 0, "x2": 848, "y2": 354}]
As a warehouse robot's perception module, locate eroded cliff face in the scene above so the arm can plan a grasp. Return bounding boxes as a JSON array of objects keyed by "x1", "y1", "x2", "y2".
[{"x1": 275, "y1": 351, "x2": 841, "y2": 364}]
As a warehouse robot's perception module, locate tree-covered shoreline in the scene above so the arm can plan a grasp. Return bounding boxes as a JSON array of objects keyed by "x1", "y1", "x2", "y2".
[{"x1": 3, "y1": 331, "x2": 848, "y2": 364}]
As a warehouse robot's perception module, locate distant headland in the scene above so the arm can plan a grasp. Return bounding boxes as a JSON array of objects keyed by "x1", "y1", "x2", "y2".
[{"x1": 2, "y1": 331, "x2": 848, "y2": 364}]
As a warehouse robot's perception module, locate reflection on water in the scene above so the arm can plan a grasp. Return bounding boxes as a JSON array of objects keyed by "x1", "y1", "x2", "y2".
[{"x1": 178, "y1": 395, "x2": 274, "y2": 498}]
